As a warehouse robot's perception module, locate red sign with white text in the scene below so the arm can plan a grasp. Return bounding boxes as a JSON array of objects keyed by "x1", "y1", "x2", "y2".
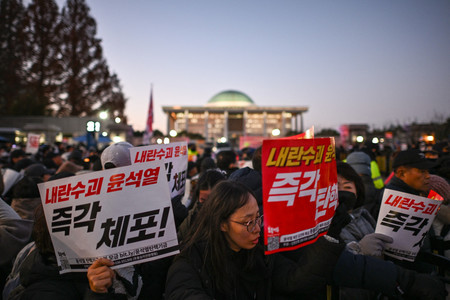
[{"x1": 262, "y1": 137, "x2": 337, "y2": 254}]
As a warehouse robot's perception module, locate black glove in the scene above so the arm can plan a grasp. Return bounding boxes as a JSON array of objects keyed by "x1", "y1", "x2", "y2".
[
  {"x1": 327, "y1": 202, "x2": 351, "y2": 239},
  {"x1": 396, "y1": 266, "x2": 447, "y2": 299}
]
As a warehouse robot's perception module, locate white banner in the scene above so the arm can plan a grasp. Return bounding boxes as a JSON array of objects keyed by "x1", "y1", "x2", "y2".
[
  {"x1": 375, "y1": 189, "x2": 442, "y2": 261},
  {"x1": 38, "y1": 161, "x2": 179, "y2": 273},
  {"x1": 26, "y1": 133, "x2": 40, "y2": 154},
  {"x1": 129, "y1": 142, "x2": 188, "y2": 199}
]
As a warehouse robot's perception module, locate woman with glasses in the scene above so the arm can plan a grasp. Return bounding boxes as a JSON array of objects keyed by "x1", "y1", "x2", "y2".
[
  {"x1": 165, "y1": 180, "x2": 346, "y2": 299},
  {"x1": 165, "y1": 180, "x2": 447, "y2": 300}
]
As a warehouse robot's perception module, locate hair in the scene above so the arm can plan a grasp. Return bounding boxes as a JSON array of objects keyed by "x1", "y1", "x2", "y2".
[
  {"x1": 189, "y1": 169, "x2": 227, "y2": 209},
  {"x1": 183, "y1": 180, "x2": 257, "y2": 292},
  {"x1": 33, "y1": 204, "x2": 55, "y2": 261},
  {"x1": 252, "y1": 146, "x2": 262, "y2": 172},
  {"x1": 216, "y1": 150, "x2": 236, "y2": 171},
  {"x1": 13, "y1": 176, "x2": 43, "y2": 198},
  {"x1": 336, "y1": 161, "x2": 365, "y2": 208},
  {"x1": 199, "y1": 157, "x2": 216, "y2": 173}
]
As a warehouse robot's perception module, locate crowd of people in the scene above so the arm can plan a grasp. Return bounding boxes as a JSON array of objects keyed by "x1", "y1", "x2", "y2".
[{"x1": 0, "y1": 139, "x2": 449, "y2": 299}]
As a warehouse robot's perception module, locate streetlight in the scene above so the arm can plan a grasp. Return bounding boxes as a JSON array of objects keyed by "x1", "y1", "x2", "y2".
[
  {"x1": 169, "y1": 130, "x2": 177, "y2": 137},
  {"x1": 99, "y1": 111, "x2": 108, "y2": 120},
  {"x1": 272, "y1": 128, "x2": 281, "y2": 137}
]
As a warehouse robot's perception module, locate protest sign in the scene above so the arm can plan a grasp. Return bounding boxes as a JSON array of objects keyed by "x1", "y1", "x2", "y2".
[
  {"x1": 38, "y1": 161, "x2": 179, "y2": 273},
  {"x1": 262, "y1": 137, "x2": 337, "y2": 255},
  {"x1": 375, "y1": 189, "x2": 442, "y2": 261},
  {"x1": 26, "y1": 133, "x2": 40, "y2": 154},
  {"x1": 129, "y1": 142, "x2": 188, "y2": 198}
]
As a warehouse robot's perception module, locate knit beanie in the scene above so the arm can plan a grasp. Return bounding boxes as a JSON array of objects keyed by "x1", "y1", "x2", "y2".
[{"x1": 428, "y1": 174, "x2": 450, "y2": 204}]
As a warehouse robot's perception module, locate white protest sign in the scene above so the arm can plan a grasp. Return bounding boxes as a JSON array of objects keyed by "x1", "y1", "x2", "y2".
[
  {"x1": 375, "y1": 189, "x2": 442, "y2": 261},
  {"x1": 129, "y1": 142, "x2": 188, "y2": 199},
  {"x1": 26, "y1": 133, "x2": 41, "y2": 154},
  {"x1": 38, "y1": 161, "x2": 179, "y2": 273}
]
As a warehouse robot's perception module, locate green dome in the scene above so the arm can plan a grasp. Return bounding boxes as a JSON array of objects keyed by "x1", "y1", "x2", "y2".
[{"x1": 206, "y1": 90, "x2": 255, "y2": 107}]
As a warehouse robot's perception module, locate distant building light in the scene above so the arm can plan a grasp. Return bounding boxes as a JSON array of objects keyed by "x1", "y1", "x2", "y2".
[
  {"x1": 426, "y1": 135, "x2": 434, "y2": 142},
  {"x1": 169, "y1": 130, "x2": 177, "y2": 137},
  {"x1": 99, "y1": 111, "x2": 108, "y2": 120},
  {"x1": 272, "y1": 128, "x2": 281, "y2": 136},
  {"x1": 219, "y1": 137, "x2": 227, "y2": 143},
  {"x1": 372, "y1": 137, "x2": 379, "y2": 144},
  {"x1": 115, "y1": 117, "x2": 121, "y2": 123},
  {"x1": 356, "y1": 136, "x2": 364, "y2": 143},
  {"x1": 157, "y1": 138, "x2": 163, "y2": 144},
  {"x1": 86, "y1": 121, "x2": 100, "y2": 132},
  {"x1": 164, "y1": 137, "x2": 170, "y2": 144},
  {"x1": 101, "y1": 132, "x2": 108, "y2": 137},
  {"x1": 112, "y1": 136, "x2": 122, "y2": 143},
  {"x1": 380, "y1": 138, "x2": 385, "y2": 143}
]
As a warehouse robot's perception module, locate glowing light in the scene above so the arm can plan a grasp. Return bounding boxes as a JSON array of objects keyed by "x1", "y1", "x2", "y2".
[
  {"x1": 164, "y1": 137, "x2": 170, "y2": 144},
  {"x1": 99, "y1": 111, "x2": 108, "y2": 120},
  {"x1": 115, "y1": 117, "x2": 121, "y2": 123},
  {"x1": 372, "y1": 137, "x2": 379, "y2": 144},
  {"x1": 157, "y1": 138, "x2": 163, "y2": 144},
  {"x1": 356, "y1": 136, "x2": 364, "y2": 143},
  {"x1": 426, "y1": 135, "x2": 434, "y2": 142},
  {"x1": 112, "y1": 136, "x2": 122, "y2": 143},
  {"x1": 272, "y1": 128, "x2": 281, "y2": 136},
  {"x1": 169, "y1": 130, "x2": 177, "y2": 137}
]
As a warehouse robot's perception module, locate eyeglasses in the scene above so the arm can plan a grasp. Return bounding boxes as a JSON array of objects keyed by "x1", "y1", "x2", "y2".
[{"x1": 230, "y1": 215, "x2": 263, "y2": 232}]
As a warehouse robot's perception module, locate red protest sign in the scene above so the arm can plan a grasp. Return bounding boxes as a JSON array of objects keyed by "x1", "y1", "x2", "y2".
[{"x1": 262, "y1": 137, "x2": 337, "y2": 254}]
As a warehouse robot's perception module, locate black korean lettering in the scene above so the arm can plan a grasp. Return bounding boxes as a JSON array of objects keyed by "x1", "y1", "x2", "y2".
[
  {"x1": 403, "y1": 216, "x2": 429, "y2": 236},
  {"x1": 380, "y1": 210, "x2": 408, "y2": 232},
  {"x1": 126, "y1": 209, "x2": 159, "y2": 244},
  {"x1": 165, "y1": 162, "x2": 173, "y2": 182},
  {"x1": 73, "y1": 201, "x2": 102, "y2": 232},
  {"x1": 96, "y1": 215, "x2": 130, "y2": 249},
  {"x1": 51, "y1": 206, "x2": 73, "y2": 235}
]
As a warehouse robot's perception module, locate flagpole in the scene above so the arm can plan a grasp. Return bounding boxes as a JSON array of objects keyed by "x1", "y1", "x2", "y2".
[{"x1": 143, "y1": 84, "x2": 154, "y2": 145}]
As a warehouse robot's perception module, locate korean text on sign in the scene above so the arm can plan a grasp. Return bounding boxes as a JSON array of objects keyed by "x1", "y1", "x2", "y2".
[
  {"x1": 262, "y1": 138, "x2": 337, "y2": 255},
  {"x1": 130, "y1": 142, "x2": 188, "y2": 199},
  {"x1": 38, "y1": 161, "x2": 179, "y2": 274},
  {"x1": 375, "y1": 189, "x2": 442, "y2": 262}
]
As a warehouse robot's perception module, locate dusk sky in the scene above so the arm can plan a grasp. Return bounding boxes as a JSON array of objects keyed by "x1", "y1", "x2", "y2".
[{"x1": 67, "y1": 0, "x2": 450, "y2": 134}]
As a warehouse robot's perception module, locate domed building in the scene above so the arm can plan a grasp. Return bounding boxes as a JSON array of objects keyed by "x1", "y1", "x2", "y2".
[{"x1": 162, "y1": 90, "x2": 308, "y2": 146}]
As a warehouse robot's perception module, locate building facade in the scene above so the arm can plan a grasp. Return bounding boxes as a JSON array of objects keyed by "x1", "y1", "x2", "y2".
[{"x1": 162, "y1": 90, "x2": 308, "y2": 146}]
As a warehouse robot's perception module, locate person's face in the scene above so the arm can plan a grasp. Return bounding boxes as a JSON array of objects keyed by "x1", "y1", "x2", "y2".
[
  {"x1": 198, "y1": 189, "x2": 211, "y2": 203},
  {"x1": 397, "y1": 167, "x2": 430, "y2": 193},
  {"x1": 337, "y1": 175, "x2": 357, "y2": 197},
  {"x1": 53, "y1": 155, "x2": 63, "y2": 166},
  {"x1": 221, "y1": 194, "x2": 261, "y2": 252}
]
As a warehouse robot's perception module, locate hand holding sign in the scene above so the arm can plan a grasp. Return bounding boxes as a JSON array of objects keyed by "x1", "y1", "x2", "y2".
[
  {"x1": 87, "y1": 258, "x2": 115, "y2": 293},
  {"x1": 359, "y1": 233, "x2": 393, "y2": 257}
]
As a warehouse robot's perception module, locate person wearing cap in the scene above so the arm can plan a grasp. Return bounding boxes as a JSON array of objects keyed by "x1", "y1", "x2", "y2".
[
  {"x1": 3, "y1": 149, "x2": 27, "y2": 170},
  {"x1": 100, "y1": 142, "x2": 133, "y2": 169},
  {"x1": 42, "y1": 152, "x2": 64, "y2": 171},
  {"x1": 90, "y1": 142, "x2": 175, "y2": 299},
  {"x1": 25, "y1": 163, "x2": 55, "y2": 182},
  {"x1": 382, "y1": 149, "x2": 437, "y2": 274},
  {"x1": 387, "y1": 149, "x2": 435, "y2": 196}
]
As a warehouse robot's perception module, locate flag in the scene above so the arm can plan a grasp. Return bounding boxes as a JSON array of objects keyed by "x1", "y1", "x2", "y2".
[{"x1": 143, "y1": 85, "x2": 153, "y2": 145}]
